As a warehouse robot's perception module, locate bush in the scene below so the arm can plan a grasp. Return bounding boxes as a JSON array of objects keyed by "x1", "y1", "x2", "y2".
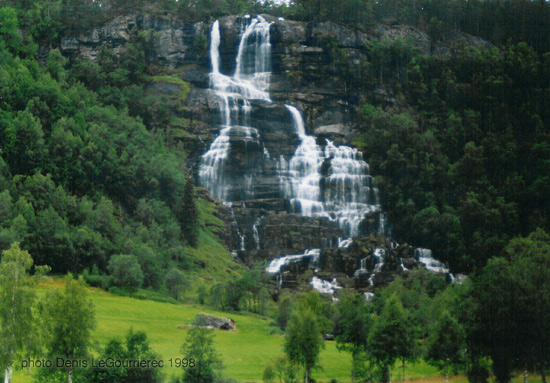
[{"x1": 108, "y1": 254, "x2": 144, "y2": 290}]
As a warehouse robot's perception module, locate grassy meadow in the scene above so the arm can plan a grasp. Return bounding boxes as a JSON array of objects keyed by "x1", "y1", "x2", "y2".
[{"x1": 12, "y1": 278, "x2": 542, "y2": 383}]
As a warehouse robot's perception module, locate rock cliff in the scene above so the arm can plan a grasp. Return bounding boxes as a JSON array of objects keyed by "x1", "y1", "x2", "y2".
[{"x1": 60, "y1": 13, "x2": 472, "y2": 289}]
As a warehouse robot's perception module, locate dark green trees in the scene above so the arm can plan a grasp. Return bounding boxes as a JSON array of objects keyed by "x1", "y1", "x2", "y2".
[
  {"x1": 181, "y1": 177, "x2": 198, "y2": 247},
  {"x1": 368, "y1": 295, "x2": 415, "y2": 383},
  {"x1": 164, "y1": 268, "x2": 189, "y2": 300},
  {"x1": 85, "y1": 329, "x2": 162, "y2": 383},
  {"x1": 334, "y1": 294, "x2": 373, "y2": 383},
  {"x1": 426, "y1": 311, "x2": 466, "y2": 383},
  {"x1": 108, "y1": 254, "x2": 144, "y2": 291},
  {"x1": 470, "y1": 229, "x2": 550, "y2": 383}
]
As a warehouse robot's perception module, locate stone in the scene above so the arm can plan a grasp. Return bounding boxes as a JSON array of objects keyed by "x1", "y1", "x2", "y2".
[{"x1": 193, "y1": 313, "x2": 236, "y2": 331}]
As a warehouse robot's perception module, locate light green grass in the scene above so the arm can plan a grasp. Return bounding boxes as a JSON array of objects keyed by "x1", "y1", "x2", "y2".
[{"x1": 15, "y1": 279, "x2": 534, "y2": 383}]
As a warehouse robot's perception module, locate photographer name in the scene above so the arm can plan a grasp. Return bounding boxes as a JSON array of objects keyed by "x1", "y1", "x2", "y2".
[{"x1": 22, "y1": 357, "x2": 165, "y2": 369}]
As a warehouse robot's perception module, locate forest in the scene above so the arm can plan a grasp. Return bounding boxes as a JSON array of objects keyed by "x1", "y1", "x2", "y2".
[{"x1": 0, "y1": 0, "x2": 549, "y2": 382}]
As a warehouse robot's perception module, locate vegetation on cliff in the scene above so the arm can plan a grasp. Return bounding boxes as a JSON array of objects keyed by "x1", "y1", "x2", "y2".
[{"x1": 0, "y1": 1, "x2": 550, "y2": 382}]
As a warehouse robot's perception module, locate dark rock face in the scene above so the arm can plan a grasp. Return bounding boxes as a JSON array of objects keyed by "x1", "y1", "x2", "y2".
[{"x1": 59, "y1": 13, "x2": 483, "y2": 285}]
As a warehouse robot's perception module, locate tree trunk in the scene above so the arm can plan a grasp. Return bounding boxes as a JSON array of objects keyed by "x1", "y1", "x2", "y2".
[
  {"x1": 4, "y1": 365, "x2": 12, "y2": 383},
  {"x1": 382, "y1": 367, "x2": 389, "y2": 383},
  {"x1": 541, "y1": 368, "x2": 546, "y2": 383},
  {"x1": 305, "y1": 367, "x2": 310, "y2": 383},
  {"x1": 523, "y1": 368, "x2": 528, "y2": 383},
  {"x1": 445, "y1": 361, "x2": 449, "y2": 383},
  {"x1": 351, "y1": 352, "x2": 356, "y2": 383},
  {"x1": 68, "y1": 368, "x2": 73, "y2": 383}
]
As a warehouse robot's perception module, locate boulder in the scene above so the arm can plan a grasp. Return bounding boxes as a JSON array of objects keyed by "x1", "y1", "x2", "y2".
[{"x1": 193, "y1": 313, "x2": 236, "y2": 331}]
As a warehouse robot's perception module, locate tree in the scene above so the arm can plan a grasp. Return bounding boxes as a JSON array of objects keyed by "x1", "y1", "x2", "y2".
[
  {"x1": 426, "y1": 311, "x2": 466, "y2": 383},
  {"x1": 181, "y1": 177, "x2": 198, "y2": 247},
  {"x1": 85, "y1": 329, "x2": 162, "y2": 383},
  {"x1": 0, "y1": 243, "x2": 48, "y2": 383},
  {"x1": 334, "y1": 294, "x2": 373, "y2": 383},
  {"x1": 284, "y1": 307, "x2": 324, "y2": 383},
  {"x1": 264, "y1": 355, "x2": 298, "y2": 383},
  {"x1": 276, "y1": 295, "x2": 294, "y2": 330},
  {"x1": 41, "y1": 277, "x2": 95, "y2": 383},
  {"x1": 368, "y1": 295, "x2": 415, "y2": 383},
  {"x1": 164, "y1": 268, "x2": 189, "y2": 300},
  {"x1": 107, "y1": 254, "x2": 144, "y2": 291},
  {"x1": 470, "y1": 229, "x2": 550, "y2": 383},
  {"x1": 295, "y1": 290, "x2": 336, "y2": 336},
  {"x1": 181, "y1": 317, "x2": 223, "y2": 383}
]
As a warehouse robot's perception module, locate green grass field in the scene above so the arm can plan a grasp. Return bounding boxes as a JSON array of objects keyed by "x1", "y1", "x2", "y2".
[{"x1": 11, "y1": 278, "x2": 543, "y2": 383}]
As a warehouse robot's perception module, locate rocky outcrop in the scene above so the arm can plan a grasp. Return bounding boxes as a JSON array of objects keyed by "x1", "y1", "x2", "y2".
[
  {"x1": 61, "y1": 14, "x2": 209, "y2": 67},
  {"x1": 193, "y1": 313, "x2": 236, "y2": 330}
]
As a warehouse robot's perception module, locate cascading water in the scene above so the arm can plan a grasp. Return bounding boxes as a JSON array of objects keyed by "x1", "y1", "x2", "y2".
[
  {"x1": 200, "y1": 16, "x2": 387, "y2": 261},
  {"x1": 199, "y1": 17, "x2": 272, "y2": 202},
  {"x1": 279, "y1": 105, "x2": 381, "y2": 238}
]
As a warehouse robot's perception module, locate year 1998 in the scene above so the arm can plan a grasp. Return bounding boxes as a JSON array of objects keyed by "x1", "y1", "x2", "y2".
[{"x1": 168, "y1": 358, "x2": 196, "y2": 368}]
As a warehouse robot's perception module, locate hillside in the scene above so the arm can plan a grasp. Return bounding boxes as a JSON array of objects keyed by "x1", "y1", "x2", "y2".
[{"x1": 1, "y1": 1, "x2": 550, "y2": 383}]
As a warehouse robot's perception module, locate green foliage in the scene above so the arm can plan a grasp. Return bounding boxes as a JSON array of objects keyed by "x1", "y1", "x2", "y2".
[
  {"x1": 469, "y1": 229, "x2": 550, "y2": 383},
  {"x1": 181, "y1": 177, "x2": 198, "y2": 247},
  {"x1": 368, "y1": 295, "x2": 416, "y2": 383},
  {"x1": 40, "y1": 277, "x2": 95, "y2": 382},
  {"x1": 0, "y1": 243, "x2": 47, "y2": 381},
  {"x1": 181, "y1": 317, "x2": 223, "y2": 383},
  {"x1": 334, "y1": 294, "x2": 373, "y2": 383},
  {"x1": 108, "y1": 254, "x2": 144, "y2": 291},
  {"x1": 276, "y1": 295, "x2": 294, "y2": 330},
  {"x1": 264, "y1": 355, "x2": 298, "y2": 383},
  {"x1": 84, "y1": 329, "x2": 162, "y2": 383},
  {"x1": 295, "y1": 290, "x2": 336, "y2": 336},
  {"x1": 425, "y1": 311, "x2": 466, "y2": 381},
  {"x1": 284, "y1": 306, "x2": 325, "y2": 383},
  {"x1": 164, "y1": 268, "x2": 189, "y2": 300}
]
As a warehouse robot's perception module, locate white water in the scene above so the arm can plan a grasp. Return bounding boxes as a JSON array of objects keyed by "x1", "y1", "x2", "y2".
[
  {"x1": 415, "y1": 248, "x2": 450, "y2": 274},
  {"x1": 199, "y1": 17, "x2": 272, "y2": 201},
  {"x1": 201, "y1": 16, "x2": 387, "y2": 258},
  {"x1": 368, "y1": 248, "x2": 385, "y2": 286},
  {"x1": 279, "y1": 106, "x2": 381, "y2": 237},
  {"x1": 253, "y1": 218, "x2": 261, "y2": 249},
  {"x1": 266, "y1": 248, "x2": 320, "y2": 274},
  {"x1": 310, "y1": 277, "x2": 341, "y2": 296},
  {"x1": 338, "y1": 238, "x2": 353, "y2": 248}
]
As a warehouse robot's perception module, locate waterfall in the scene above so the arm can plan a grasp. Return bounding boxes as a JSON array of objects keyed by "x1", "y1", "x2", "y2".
[
  {"x1": 201, "y1": 16, "x2": 387, "y2": 257},
  {"x1": 266, "y1": 249, "x2": 320, "y2": 274},
  {"x1": 279, "y1": 105, "x2": 381, "y2": 237},
  {"x1": 415, "y1": 248, "x2": 450, "y2": 274},
  {"x1": 252, "y1": 218, "x2": 261, "y2": 249},
  {"x1": 199, "y1": 16, "x2": 272, "y2": 202}
]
